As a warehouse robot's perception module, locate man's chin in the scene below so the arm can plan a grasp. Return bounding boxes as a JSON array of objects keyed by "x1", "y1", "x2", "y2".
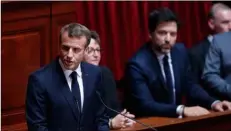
[
  {"x1": 161, "y1": 48, "x2": 171, "y2": 54},
  {"x1": 63, "y1": 64, "x2": 77, "y2": 70}
]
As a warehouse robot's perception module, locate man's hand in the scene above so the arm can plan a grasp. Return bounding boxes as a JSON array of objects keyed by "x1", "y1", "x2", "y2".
[
  {"x1": 111, "y1": 109, "x2": 127, "y2": 129},
  {"x1": 111, "y1": 109, "x2": 136, "y2": 129},
  {"x1": 212, "y1": 100, "x2": 231, "y2": 112},
  {"x1": 183, "y1": 106, "x2": 210, "y2": 117},
  {"x1": 123, "y1": 111, "x2": 136, "y2": 128}
]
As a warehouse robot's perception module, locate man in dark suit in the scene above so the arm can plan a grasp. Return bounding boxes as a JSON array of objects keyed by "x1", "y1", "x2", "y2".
[
  {"x1": 189, "y1": 3, "x2": 231, "y2": 85},
  {"x1": 124, "y1": 7, "x2": 231, "y2": 118},
  {"x1": 83, "y1": 31, "x2": 135, "y2": 129},
  {"x1": 25, "y1": 23, "x2": 109, "y2": 131},
  {"x1": 202, "y1": 32, "x2": 231, "y2": 101}
]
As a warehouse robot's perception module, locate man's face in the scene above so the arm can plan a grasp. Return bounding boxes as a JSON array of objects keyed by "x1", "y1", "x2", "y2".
[
  {"x1": 209, "y1": 9, "x2": 231, "y2": 33},
  {"x1": 150, "y1": 21, "x2": 177, "y2": 54},
  {"x1": 84, "y1": 38, "x2": 101, "y2": 66},
  {"x1": 60, "y1": 32, "x2": 87, "y2": 70}
]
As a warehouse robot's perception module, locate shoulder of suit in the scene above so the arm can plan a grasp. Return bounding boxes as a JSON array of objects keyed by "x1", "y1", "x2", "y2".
[
  {"x1": 100, "y1": 66, "x2": 114, "y2": 76},
  {"x1": 212, "y1": 32, "x2": 231, "y2": 49},
  {"x1": 100, "y1": 66, "x2": 110, "y2": 72},
  {"x1": 188, "y1": 38, "x2": 209, "y2": 54},
  {"x1": 214, "y1": 31, "x2": 231, "y2": 41},
  {"x1": 190, "y1": 38, "x2": 209, "y2": 50},
  {"x1": 30, "y1": 59, "x2": 57, "y2": 79},
  {"x1": 128, "y1": 42, "x2": 151, "y2": 63},
  {"x1": 174, "y1": 42, "x2": 187, "y2": 51},
  {"x1": 81, "y1": 62, "x2": 100, "y2": 70}
]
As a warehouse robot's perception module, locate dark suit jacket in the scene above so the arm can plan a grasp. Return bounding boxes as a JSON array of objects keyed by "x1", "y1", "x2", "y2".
[
  {"x1": 202, "y1": 32, "x2": 231, "y2": 100},
  {"x1": 25, "y1": 58, "x2": 109, "y2": 131},
  {"x1": 101, "y1": 66, "x2": 121, "y2": 118},
  {"x1": 188, "y1": 38, "x2": 211, "y2": 85},
  {"x1": 124, "y1": 42, "x2": 216, "y2": 117}
]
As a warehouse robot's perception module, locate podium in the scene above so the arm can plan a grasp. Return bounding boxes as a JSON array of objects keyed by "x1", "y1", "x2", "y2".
[{"x1": 112, "y1": 111, "x2": 231, "y2": 131}]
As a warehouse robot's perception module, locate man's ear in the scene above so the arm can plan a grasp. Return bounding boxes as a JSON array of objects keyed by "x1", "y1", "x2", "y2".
[{"x1": 208, "y1": 19, "x2": 215, "y2": 30}]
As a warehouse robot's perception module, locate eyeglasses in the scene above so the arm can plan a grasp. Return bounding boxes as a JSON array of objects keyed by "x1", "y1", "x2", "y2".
[{"x1": 86, "y1": 47, "x2": 102, "y2": 54}]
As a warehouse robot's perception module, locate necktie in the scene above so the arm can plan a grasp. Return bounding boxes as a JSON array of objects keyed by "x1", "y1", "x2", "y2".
[
  {"x1": 163, "y1": 55, "x2": 175, "y2": 104},
  {"x1": 70, "y1": 71, "x2": 81, "y2": 112}
]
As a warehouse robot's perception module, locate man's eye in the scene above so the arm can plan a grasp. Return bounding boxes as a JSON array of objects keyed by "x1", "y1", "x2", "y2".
[
  {"x1": 88, "y1": 49, "x2": 93, "y2": 53},
  {"x1": 62, "y1": 46, "x2": 69, "y2": 51},
  {"x1": 158, "y1": 31, "x2": 166, "y2": 35},
  {"x1": 171, "y1": 32, "x2": 177, "y2": 37},
  {"x1": 73, "y1": 48, "x2": 80, "y2": 53}
]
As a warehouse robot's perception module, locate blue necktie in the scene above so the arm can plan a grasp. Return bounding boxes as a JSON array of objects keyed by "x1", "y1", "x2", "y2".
[
  {"x1": 70, "y1": 71, "x2": 81, "y2": 112},
  {"x1": 163, "y1": 55, "x2": 175, "y2": 104}
]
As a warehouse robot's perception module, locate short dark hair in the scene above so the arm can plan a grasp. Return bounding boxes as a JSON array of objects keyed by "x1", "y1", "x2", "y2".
[
  {"x1": 90, "y1": 30, "x2": 101, "y2": 45},
  {"x1": 148, "y1": 7, "x2": 180, "y2": 33},
  {"x1": 59, "y1": 23, "x2": 91, "y2": 47}
]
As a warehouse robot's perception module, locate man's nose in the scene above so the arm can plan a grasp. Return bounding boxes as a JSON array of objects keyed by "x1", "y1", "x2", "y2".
[
  {"x1": 93, "y1": 52, "x2": 99, "y2": 58},
  {"x1": 67, "y1": 49, "x2": 74, "y2": 57},
  {"x1": 165, "y1": 34, "x2": 171, "y2": 43}
]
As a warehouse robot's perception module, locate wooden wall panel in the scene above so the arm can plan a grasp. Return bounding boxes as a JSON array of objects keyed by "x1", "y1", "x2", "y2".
[
  {"x1": 2, "y1": 2, "x2": 51, "y2": 22},
  {"x1": 1, "y1": 1, "x2": 77, "y2": 130},
  {"x1": 2, "y1": 17, "x2": 51, "y2": 126}
]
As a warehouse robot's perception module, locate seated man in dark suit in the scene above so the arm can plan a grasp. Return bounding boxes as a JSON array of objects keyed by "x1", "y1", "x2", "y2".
[
  {"x1": 189, "y1": 3, "x2": 231, "y2": 86},
  {"x1": 25, "y1": 23, "x2": 109, "y2": 131},
  {"x1": 124, "y1": 7, "x2": 231, "y2": 118},
  {"x1": 202, "y1": 32, "x2": 231, "y2": 101},
  {"x1": 83, "y1": 30, "x2": 135, "y2": 129}
]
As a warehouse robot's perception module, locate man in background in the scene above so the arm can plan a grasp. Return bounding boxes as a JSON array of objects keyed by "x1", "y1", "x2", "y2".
[
  {"x1": 83, "y1": 30, "x2": 135, "y2": 129},
  {"x1": 124, "y1": 7, "x2": 231, "y2": 118},
  {"x1": 202, "y1": 31, "x2": 231, "y2": 101},
  {"x1": 189, "y1": 3, "x2": 231, "y2": 86}
]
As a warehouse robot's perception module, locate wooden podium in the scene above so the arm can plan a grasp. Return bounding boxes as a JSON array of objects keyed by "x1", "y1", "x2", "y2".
[{"x1": 112, "y1": 111, "x2": 231, "y2": 131}]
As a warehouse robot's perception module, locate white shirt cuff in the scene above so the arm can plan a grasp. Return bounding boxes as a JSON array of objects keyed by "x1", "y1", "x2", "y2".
[
  {"x1": 176, "y1": 105, "x2": 185, "y2": 118},
  {"x1": 211, "y1": 100, "x2": 221, "y2": 109}
]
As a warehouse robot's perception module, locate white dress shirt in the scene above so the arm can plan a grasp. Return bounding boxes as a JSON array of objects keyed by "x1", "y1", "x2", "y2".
[
  {"x1": 154, "y1": 51, "x2": 184, "y2": 117},
  {"x1": 155, "y1": 52, "x2": 175, "y2": 96},
  {"x1": 154, "y1": 50, "x2": 219, "y2": 118},
  {"x1": 59, "y1": 59, "x2": 84, "y2": 110},
  {"x1": 207, "y1": 35, "x2": 213, "y2": 43}
]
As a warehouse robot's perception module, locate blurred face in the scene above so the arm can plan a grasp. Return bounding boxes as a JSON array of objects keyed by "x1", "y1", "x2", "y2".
[
  {"x1": 209, "y1": 9, "x2": 231, "y2": 33},
  {"x1": 84, "y1": 38, "x2": 101, "y2": 66},
  {"x1": 150, "y1": 21, "x2": 177, "y2": 54},
  {"x1": 60, "y1": 31, "x2": 87, "y2": 70}
]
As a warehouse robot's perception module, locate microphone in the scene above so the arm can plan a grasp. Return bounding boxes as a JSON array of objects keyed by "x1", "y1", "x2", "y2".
[{"x1": 96, "y1": 91, "x2": 158, "y2": 131}]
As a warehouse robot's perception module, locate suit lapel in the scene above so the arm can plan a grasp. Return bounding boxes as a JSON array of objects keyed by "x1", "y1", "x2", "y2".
[
  {"x1": 148, "y1": 45, "x2": 168, "y2": 91},
  {"x1": 153, "y1": 54, "x2": 167, "y2": 90},
  {"x1": 80, "y1": 62, "x2": 90, "y2": 115},
  {"x1": 170, "y1": 47, "x2": 180, "y2": 94},
  {"x1": 54, "y1": 58, "x2": 80, "y2": 121}
]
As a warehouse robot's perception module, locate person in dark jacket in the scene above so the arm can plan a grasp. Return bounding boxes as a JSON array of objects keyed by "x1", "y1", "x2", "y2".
[
  {"x1": 83, "y1": 31, "x2": 136, "y2": 129},
  {"x1": 189, "y1": 3, "x2": 231, "y2": 87},
  {"x1": 25, "y1": 23, "x2": 109, "y2": 131}
]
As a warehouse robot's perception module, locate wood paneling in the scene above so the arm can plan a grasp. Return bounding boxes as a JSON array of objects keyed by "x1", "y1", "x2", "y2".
[
  {"x1": 2, "y1": 123, "x2": 27, "y2": 131},
  {"x1": 1, "y1": 1, "x2": 77, "y2": 130},
  {"x1": 2, "y1": 16, "x2": 51, "y2": 126},
  {"x1": 2, "y1": 2, "x2": 51, "y2": 22}
]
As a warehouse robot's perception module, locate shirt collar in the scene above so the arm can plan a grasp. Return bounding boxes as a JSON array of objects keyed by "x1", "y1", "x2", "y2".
[
  {"x1": 154, "y1": 50, "x2": 171, "y2": 62},
  {"x1": 59, "y1": 59, "x2": 82, "y2": 80},
  {"x1": 207, "y1": 35, "x2": 213, "y2": 43}
]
